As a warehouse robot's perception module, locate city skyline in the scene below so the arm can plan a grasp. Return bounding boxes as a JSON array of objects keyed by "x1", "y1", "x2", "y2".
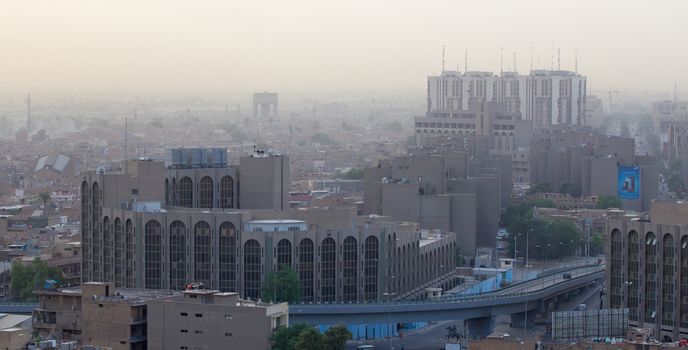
[{"x1": 1, "y1": 0, "x2": 687, "y2": 97}]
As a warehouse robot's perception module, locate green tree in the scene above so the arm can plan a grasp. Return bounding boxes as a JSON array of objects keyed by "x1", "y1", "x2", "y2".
[
  {"x1": 668, "y1": 174, "x2": 685, "y2": 195},
  {"x1": 529, "y1": 199, "x2": 557, "y2": 208},
  {"x1": 340, "y1": 168, "x2": 364, "y2": 180},
  {"x1": 526, "y1": 182, "x2": 553, "y2": 195},
  {"x1": 11, "y1": 259, "x2": 63, "y2": 300},
  {"x1": 294, "y1": 328, "x2": 323, "y2": 350},
  {"x1": 270, "y1": 323, "x2": 311, "y2": 350},
  {"x1": 558, "y1": 183, "x2": 581, "y2": 198},
  {"x1": 596, "y1": 195, "x2": 622, "y2": 209},
  {"x1": 590, "y1": 233, "x2": 605, "y2": 256},
  {"x1": 322, "y1": 325, "x2": 352, "y2": 350},
  {"x1": 39, "y1": 192, "x2": 51, "y2": 211},
  {"x1": 262, "y1": 267, "x2": 301, "y2": 303}
]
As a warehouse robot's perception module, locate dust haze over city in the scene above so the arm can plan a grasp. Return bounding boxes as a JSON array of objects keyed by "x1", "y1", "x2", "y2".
[{"x1": 1, "y1": 1, "x2": 688, "y2": 350}]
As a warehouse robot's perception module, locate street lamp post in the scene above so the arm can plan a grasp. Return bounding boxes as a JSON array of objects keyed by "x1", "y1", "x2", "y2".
[{"x1": 383, "y1": 292, "x2": 397, "y2": 350}]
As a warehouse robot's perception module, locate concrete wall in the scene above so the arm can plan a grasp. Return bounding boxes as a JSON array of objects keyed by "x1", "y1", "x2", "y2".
[
  {"x1": 238, "y1": 155, "x2": 289, "y2": 210},
  {"x1": 147, "y1": 299, "x2": 275, "y2": 350}
]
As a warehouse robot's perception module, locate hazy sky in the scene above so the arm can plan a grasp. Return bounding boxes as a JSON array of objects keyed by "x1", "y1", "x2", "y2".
[{"x1": 1, "y1": 0, "x2": 687, "y2": 97}]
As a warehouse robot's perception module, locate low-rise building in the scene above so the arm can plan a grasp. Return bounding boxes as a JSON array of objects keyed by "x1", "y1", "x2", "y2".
[
  {"x1": 147, "y1": 289, "x2": 288, "y2": 350},
  {"x1": 33, "y1": 282, "x2": 176, "y2": 349}
]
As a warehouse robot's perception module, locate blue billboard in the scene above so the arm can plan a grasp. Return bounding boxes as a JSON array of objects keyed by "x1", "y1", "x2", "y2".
[{"x1": 618, "y1": 166, "x2": 640, "y2": 200}]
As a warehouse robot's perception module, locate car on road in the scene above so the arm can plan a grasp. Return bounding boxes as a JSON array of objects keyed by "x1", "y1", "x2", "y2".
[
  {"x1": 575, "y1": 304, "x2": 588, "y2": 311},
  {"x1": 357, "y1": 345, "x2": 376, "y2": 350}
]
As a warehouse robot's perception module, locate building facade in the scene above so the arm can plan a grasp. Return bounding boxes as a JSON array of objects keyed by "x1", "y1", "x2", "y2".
[
  {"x1": 426, "y1": 69, "x2": 586, "y2": 129},
  {"x1": 606, "y1": 201, "x2": 688, "y2": 342},
  {"x1": 529, "y1": 128, "x2": 658, "y2": 211},
  {"x1": 363, "y1": 152, "x2": 503, "y2": 265},
  {"x1": 147, "y1": 289, "x2": 288, "y2": 350},
  {"x1": 33, "y1": 282, "x2": 175, "y2": 349},
  {"x1": 81, "y1": 150, "x2": 456, "y2": 303}
]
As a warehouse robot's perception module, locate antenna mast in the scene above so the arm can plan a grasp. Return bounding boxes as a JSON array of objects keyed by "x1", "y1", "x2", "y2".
[
  {"x1": 557, "y1": 48, "x2": 561, "y2": 70},
  {"x1": 529, "y1": 43, "x2": 533, "y2": 73},
  {"x1": 464, "y1": 49, "x2": 468, "y2": 72},
  {"x1": 500, "y1": 47, "x2": 504, "y2": 74},
  {"x1": 441, "y1": 45, "x2": 446, "y2": 73},
  {"x1": 26, "y1": 94, "x2": 31, "y2": 135},
  {"x1": 575, "y1": 46, "x2": 578, "y2": 73},
  {"x1": 124, "y1": 116, "x2": 128, "y2": 161}
]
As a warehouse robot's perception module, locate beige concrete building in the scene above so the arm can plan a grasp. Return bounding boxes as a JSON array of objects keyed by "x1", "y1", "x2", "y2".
[
  {"x1": 147, "y1": 289, "x2": 288, "y2": 350},
  {"x1": 363, "y1": 151, "x2": 501, "y2": 265},
  {"x1": 529, "y1": 128, "x2": 658, "y2": 211},
  {"x1": 606, "y1": 200, "x2": 688, "y2": 342},
  {"x1": 33, "y1": 282, "x2": 175, "y2": 349},
  {"x1": 81, "y1": 149, "x2": 456, "y2": 302}
]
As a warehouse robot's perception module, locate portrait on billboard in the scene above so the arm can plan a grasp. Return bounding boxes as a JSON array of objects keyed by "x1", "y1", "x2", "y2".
[{"x1": 618, "y1": 167, "x2": 640, "y2": 200}]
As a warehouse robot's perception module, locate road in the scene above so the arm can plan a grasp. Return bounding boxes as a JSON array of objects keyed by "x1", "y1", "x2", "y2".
[{"x1": 344, "y1": 266, "x2": 603, "y2": 350}]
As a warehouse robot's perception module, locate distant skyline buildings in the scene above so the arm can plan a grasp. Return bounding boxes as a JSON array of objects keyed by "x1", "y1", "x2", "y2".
[{"x1": 427, "y1": 69, "x2": 586, "y2": 128}]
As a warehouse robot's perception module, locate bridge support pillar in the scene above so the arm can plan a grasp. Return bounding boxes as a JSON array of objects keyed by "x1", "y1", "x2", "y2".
[
  {"x1": 465, "y1": 316, "x2": 494, "y2": 340},
  {"x1": 510, "y1": 311, "x2": 536, "y2": 329}
]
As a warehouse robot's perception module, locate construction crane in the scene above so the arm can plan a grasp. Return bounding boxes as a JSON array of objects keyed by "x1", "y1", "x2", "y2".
[{"x1": 606, "y1": 88, "x2": 619, "y2": 113}]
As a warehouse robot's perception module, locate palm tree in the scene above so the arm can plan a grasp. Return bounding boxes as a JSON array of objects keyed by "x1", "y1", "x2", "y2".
[{"x1": 39, "y1": 192, "x2": 51, "y2": 213}]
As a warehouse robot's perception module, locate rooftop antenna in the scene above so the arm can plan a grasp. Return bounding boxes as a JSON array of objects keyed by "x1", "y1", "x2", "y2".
[
  {"x1": 124, "y1": 116, "x2": 128, "y2": 161},
  {"x1": 500, "y1": 46, "x2": 504, "y2": 74},
  {"x1": 25, "y1": 94, "x2": 31, "y2": 135},
  {"x1": 675, "y1": 82, "x2": 678, "y2": 102},
  {"x1": 529, "y1": 43, "x2": 533, "y2": 73},
  {"x1": 441, "y1": 45, "x2": 446, "y2": 73},
  {"x1": 550, "y1": 42, "x2": 554, "y2": 70},
  {"x1": 557, "y1": 48, "x2": 561, "y2": 70},
  {"x1": 574, "y1": 46, "x2": 579, "y2": 73},
  {"x1": 464, "y1": 49, "x2": 468, "y2": 72}
]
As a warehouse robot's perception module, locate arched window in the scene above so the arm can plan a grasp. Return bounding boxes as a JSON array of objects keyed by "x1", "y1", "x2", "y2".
[
  {"x1": 199, "y1": 177, "x2": 213, "y2": 208},
  {"x1": 144, "y1": 220, "x2": 162, "y2": 289},
  {"x1": 219, "y1": 222, "x2": 237, "y2": 292},
  {"x1": 244, "y1": 239, "x2": 262, "y2": 299},
  {"x1": 81, "y1": 181, "x2": 91, "y2": 280},
  {"x1": 194, "y1": 221, "x2": 211, "y2": 286},
  {"x1": 178, "y1": 177, "x2": 193, "y2": 207},
  {"x1": 609, "y1": 229, "x2": 623, "y2": 309},
  {"x1": 103, "y1": 216, "x2": 112, "y2": 282},
  {"x1": 114, "y1": 218, "x2": 124, "y2": 287},
  {"x1": 171, "y1": 178, "x2": 177, "y2": 206},
  {"x1": 298, "y1": 239, "x2": 314, "y2": 302},
  {"x1": 219, "y1": 176, "x2": 234, "y2": 209},
  {"x1": 342, "y1": 236, "x2": 358, "y2": 302},
  {"x1": 320, "y1": 238, "x2": 336, "y2": 302},
  {"x1": 364, "y1": 236, "x2": 379, "y2": 301},
  {"x1": 169, "y1": 221, "x2": 187, "y2": 290},
  {"x1": 662, "y1": 234, "x2": 675, "y2": 326},
  {"x1": 681, "y1": 236, "x2": 688, "y2": 328},
  {"x1": 627, "y1": 231, "x2": 640, "y2": 321},
  {"x1": 165, "y1": 178, "x2": 170, "y2": 206},
  {"x1": 276, "y1": 239, "x2": 292, "y2": 270},
  {"x1": 125, "y1": 219, "x2": 135, "y2": 287},
  {"x1": 92, "y1": 182, "x2": 102, "y2": 281},
  {"x1": 645, "y1": 232, "x2": 657, "y2": 323}
]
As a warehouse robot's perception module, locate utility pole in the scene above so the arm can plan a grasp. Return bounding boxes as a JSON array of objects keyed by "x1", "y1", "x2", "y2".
[{"x1": 26, "y1": 94, "x2": 32, "y2": 135}]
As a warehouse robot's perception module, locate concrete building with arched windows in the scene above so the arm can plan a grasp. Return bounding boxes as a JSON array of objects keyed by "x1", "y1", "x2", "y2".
[
  {"x1": 80, "y1": 149, "x2": 456, "y2": 303},
  {"x1": 606, "y1": 200, "x2": 688, "y2": 342}
]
